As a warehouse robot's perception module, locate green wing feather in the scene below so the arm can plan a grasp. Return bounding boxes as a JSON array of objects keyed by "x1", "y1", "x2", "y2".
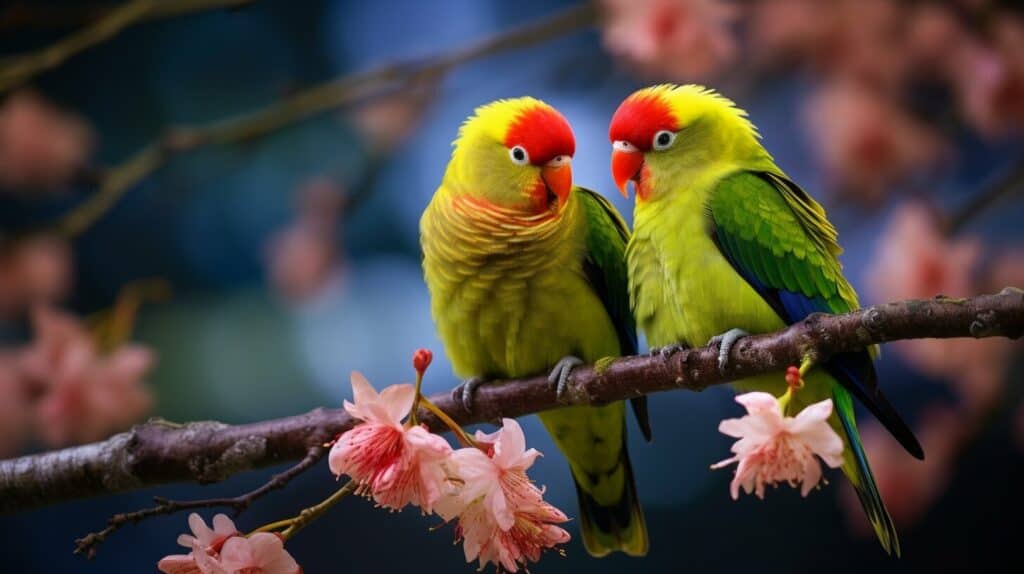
[
  {"x1": 576, "y1": 187, "x2": 651, "y2": 440},
  {"x1": 706, "y1": 172, "x2": 921, "y2": 456},
  {"x1": 707, "y1": 171, "x2": 922, "y2": 556}
]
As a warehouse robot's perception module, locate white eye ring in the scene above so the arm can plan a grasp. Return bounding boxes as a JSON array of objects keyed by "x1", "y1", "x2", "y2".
[
  {"x1": 652, "y1": 130, "x2": 676, "y2": 151},
  {"x1": 546, "y1": 155, "x2": 571, "y2": 168},
  {"x1": 509, "y1": 145, "x2": 529, "y2": 165},
  {"x1": 613, "y1": 140, "x2": 638, "y2": 153}
]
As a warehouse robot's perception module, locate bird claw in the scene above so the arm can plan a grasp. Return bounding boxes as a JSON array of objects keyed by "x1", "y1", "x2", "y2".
[
  {"x1": 547, "y1": 356, "x2": 584, "y2": 402},
  {"x1": 452, "y1": 376, "x2": 485, "y2": 413},
  {"x1": 650, "y1": 343, "x2": 686, "y2": 359},
  {"x1": 708, "y1": 328, "x2": 749, "y2": 373}
]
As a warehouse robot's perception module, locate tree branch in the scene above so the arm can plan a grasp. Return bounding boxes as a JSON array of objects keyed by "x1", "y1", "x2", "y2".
[
  {"x1": 0, "y1": 290, "x2": 1020, "y2": 516},
  {"x1": 72, "y1": 445, "x2": 324, "y2": 559},
  {"x1": 0, "y1": 0, "x2": 254, "y2": 93},
  {"x1": 50, "y1": 3, "x2": 597, "y2": 237}
]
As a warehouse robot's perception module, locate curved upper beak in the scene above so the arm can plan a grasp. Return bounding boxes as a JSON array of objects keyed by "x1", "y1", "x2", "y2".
[
  {"x1": 611, "y1": 143, "x2": 644, "y2": 199},
  {"x1": 542, "y1": 156, "x2": 573, "y2": 205}
]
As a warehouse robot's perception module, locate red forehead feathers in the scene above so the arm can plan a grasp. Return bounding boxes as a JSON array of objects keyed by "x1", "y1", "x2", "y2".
[
  {"x1": 609, "y1": 93, "x2": 680, "y2": 151},
  {"x1": 504, "y1": 105, "x2": 575, "y2": 165}
]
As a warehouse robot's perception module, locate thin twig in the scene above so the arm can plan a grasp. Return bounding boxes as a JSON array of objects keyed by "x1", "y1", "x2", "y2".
[
  {"x1": 73, "y1": 445, "x2": 324, "y2": 559},
  {"x1": 0, "y1": 0, "x2": 254, "y2": 93},
  {"x1": 944, "y1": 158, "x2": 1024, "y2": 235},
  {"x1": 49, "y1": 3, "x2": 597, "y2": 238},
  {"x1": 1, "y1": 290, "x2": 1021, "y2": 517}
]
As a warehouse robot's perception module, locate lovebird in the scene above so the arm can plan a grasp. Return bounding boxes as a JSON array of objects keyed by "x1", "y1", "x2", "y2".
[
  {"x1": 608, "y1": 84, "x2": 924, "y2": 556},
  {"x1": 421, "y1": 97, "x2": 649, "y2": 557}
]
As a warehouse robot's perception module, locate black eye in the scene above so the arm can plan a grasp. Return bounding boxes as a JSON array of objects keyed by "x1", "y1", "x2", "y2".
[
  {"x1": 653, "y1": 130, "x2": 676, "y2": 150},
  {"x1": 509, "y1": 145, "x2": 529, "y2": 165}
]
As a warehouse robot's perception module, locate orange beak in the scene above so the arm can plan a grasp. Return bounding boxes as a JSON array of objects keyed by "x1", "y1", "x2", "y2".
[
  {"x1": 541, "y1": 157, "x2": 573, "y2": 205},
  {"x1": 611, "y1": 148, "x2": 644, "y2": 199}
]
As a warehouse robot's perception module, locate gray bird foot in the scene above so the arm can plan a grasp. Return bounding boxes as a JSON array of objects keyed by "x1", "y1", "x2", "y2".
[
  {"x1": 452, "y1": 376, "x2": 486, "y2": 413},
  {"x1": 649, "y1": 343, "x2": 686, "y2": 359},
  {"x1": 547, "y1": 356, "x2": 585, "y2": 401},
  {"x1": 708, "y1": 328, "x2": 749, "y2": 373}
]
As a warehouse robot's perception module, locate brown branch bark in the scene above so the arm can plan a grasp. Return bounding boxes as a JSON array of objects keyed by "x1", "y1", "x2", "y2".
[{"x1": 1, "y1": 290, "x2": 1021, "y2": 517}]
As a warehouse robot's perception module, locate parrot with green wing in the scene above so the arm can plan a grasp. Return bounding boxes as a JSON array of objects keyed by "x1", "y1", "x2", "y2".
[
  {"x1": 420, "y1": 97, "x2": 649, "y2": 557},
  {"x1": 608, "y1": 84, "x2": 924, "y2": 556}
]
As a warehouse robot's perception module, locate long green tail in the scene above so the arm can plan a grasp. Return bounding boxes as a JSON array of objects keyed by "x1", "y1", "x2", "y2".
[
  {"x1": 539, "y1": 404, "x2": 648, "y2": 557},
  {"x1": 834, "y1": 387, "x2": 901, "y2": 557},
  {"x1": 572, "y1": 444, "x2": 648, "y2": 557}
]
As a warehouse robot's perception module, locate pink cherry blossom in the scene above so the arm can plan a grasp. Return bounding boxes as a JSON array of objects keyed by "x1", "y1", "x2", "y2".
[
  {"x1": 865, "y1": 202, "x2": 1018, "y2": 413},
  {"x1": 265, "y1": 179, "x2": 347, "y2": 303},
  {"x1": 712, "y1": 392, "x2": 844, "y2": 499},
  {"x1": 328, "y1": 372, "x2": 452, "y2": 512},
  {"x1": 0, "y1": 352, "x2": 33, "y2": 458},
  {"x1": 157, "y1": 513, "x2": 240, "y2": 574},
  {"x1": 212, "y1": 533, "x2": 301, "y2": 574},
  {"x1": 947, "y1": 16, "x2": 1024, "y2": 138},
  {"x1": 19, "y1": 305, "x2": 154, "y2": 447},
  {"x1": 437, "y1": 418, "x2": 570, "y2": 572},
  {"x1": 0, "y1": 90, "x2": 94, "y2": 192},
  {"x1": 749, "y1": 0, "x2": 911, "y2": 90},
  {"x1": 804, "y1": 81, "x2": 946, "y2": 204},
  {"x1": 0, "y1": 235, "x2": 73, "y2": 320},
  {"x1": 601, "y1": 0, "x2": 738, "y2": 81}
]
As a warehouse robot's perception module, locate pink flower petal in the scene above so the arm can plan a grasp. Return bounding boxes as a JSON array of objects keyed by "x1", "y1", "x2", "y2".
[
  {"x1": 379, "y1": 383, "x2": 416, "y2": 423},
  {"x1": 713, "y1": 391, "x2": 845, "y2": 499},
  {"x1": 157, "y1": 554, "x2": 201, "y2": 574}
]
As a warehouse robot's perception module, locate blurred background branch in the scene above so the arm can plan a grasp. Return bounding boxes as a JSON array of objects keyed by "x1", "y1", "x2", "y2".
[
  {"x1": 0, "y1": 0, "x2": 255, "y2": 94},
  {"x1": 945, "y1": 158, "x2": 1024, "y2": 235},
  {"x1": 1, "y1": 290, "x2": 1020, "y2": 516},
  {"x1": 49, "y1": 2, "x2": 597, "y2": 238}
]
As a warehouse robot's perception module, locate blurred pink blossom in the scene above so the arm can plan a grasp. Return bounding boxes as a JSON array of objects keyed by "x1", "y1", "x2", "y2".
[
  {"x1": 601, "y1": 0, "x2": 738, "y2": 81},
  {"x1": 804, "y1": 82, "x2": 946, "y2": 204},
  {"x1": 986, "y1": 249, "x2": 1024, "y2": 293},
  {"x1": 20, "y1": 305, "x2": 154, "y2": 447},
  {"x1": 843, "y1": 406, "x2": 965, "y2": 530},
  {"x1": 265, "y1": 179, "x2": 344, "y2": 302},
  {"x1": 948, "y1": 16, "x2": 1024, "y2": 138},
  {"x1": 904, "y1": 3, "x2": 967, "y2": 70},
  {"x1": 866, "y1": 202, "x2": 1019, "y2": 414},
  {"x1": 0, "y1": 90, "x2": 94, "y2": 191},
  {"x1": 350, "y1": 79, "x2": 437, "y2": 153},
  {"x1": 0, "y1": 235, "x2": 73, "y2": 319},
  {"x1": 265, "y1": 223, "x2": 339, "y2": 302},
  {"x1": 867, "y1": 202, "x2": 980, "y2": 303},
  {"x1": 0, "y1": 352, "x2": 33, "y2": 458},
  {"x1": 747, "y1": 0, "x2": 823, "y2": 64},
  {"x1": 749, "y1": 0, "x2": 910, "y2": 90},
  {"x1": 711, "y1": 391, "x2": 844, "y2": 499}
]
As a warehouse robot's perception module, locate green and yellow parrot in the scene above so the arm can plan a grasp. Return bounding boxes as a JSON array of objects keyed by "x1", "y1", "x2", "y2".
[
  {"x1": 421, "y1": 97, "x2": 649, "y2": 557},
  {"x1": 608, "y1": 84, "x2": 924, "y2": 556}
]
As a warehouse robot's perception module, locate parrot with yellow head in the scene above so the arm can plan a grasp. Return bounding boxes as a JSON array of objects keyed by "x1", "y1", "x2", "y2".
[
  {"x1": 421, "y1": 97, "x2": 649, "y2": 557},
  {"x1": 608, "y1": 84, "x2": 924, "y2": 556}
]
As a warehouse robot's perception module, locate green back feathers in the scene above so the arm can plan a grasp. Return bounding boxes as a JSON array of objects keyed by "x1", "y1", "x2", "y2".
[{"x1": 707, "y1": 171, "x2": 858, "y2": 315}]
